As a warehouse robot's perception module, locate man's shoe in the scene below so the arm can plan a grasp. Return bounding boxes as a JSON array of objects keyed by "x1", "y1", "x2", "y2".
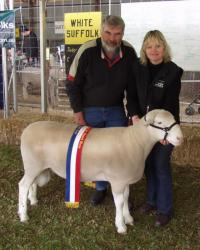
[
  {"x1": 155, "y1": 214, "x2": 171, "y2": 227},
  {"x1": 91, "y1": 190, "x2": 107, "y2": 206},
  {"x1": 139, "y1": 203, "x2": 156, "y2": 215}
]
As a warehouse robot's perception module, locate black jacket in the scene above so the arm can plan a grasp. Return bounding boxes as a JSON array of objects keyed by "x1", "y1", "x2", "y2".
[
  {"x1": 127, "y1": 60, "x2": 183, "y2": 123},
  {"x1": 23, "y1": 31, "x2": 38, "y2": 59},
  {"x1": 66, "y1": 38, "x2": 137, "y2": 113}
]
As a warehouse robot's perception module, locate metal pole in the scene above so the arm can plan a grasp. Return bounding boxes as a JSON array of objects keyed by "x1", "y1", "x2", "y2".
[
  {"x1": 109, "y1": 0, "x2": 111, "y2": 15},
  {"x1": 0, "y1": 1, "x2": 9, "y2": 118},
  {"x1": 39, "y1": 0, "x2": 47, "y2": 113},
  {"x1": 9, "y1": 0, "x2": 17, "y2": 112}
]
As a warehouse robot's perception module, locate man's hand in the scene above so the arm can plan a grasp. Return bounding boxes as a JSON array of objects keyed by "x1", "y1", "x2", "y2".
[
  {"x1": 74, "y1": 112, "x2": 86, "y2": 125},
  {"x1": 132, "y1": 115, "x2": 140, "y2": 125}
]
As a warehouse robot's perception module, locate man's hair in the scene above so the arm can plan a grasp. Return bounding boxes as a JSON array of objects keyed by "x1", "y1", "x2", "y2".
[
  {"x1": 140, "y1": 30, "x2": 172, "y2": 65},
  {"x1": 20, "y1": 25, "x2": 29, "y2": 32},
  {"x1": 102, "y1": 15, "x2": 125, "y2": 32}
]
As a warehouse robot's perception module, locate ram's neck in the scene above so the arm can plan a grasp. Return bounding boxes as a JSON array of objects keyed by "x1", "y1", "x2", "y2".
[{"x1": 126, "y1": 122, "x2": 158, "y2": 159}]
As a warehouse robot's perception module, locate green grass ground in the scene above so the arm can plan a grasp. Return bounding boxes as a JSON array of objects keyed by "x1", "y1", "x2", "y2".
[{"x1": 0, "y1": 145, "x2": 200, "y2": 250}]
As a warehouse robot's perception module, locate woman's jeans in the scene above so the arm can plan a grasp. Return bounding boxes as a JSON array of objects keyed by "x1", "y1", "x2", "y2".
[
  {"x1": 84, "y1": 106, "x2": 127, "y2": 191},
  {"x1": 145, "y1": 142, "x2": 174, "y2": 216}
]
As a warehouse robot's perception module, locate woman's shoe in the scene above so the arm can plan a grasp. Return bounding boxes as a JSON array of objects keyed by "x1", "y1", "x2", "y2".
[{"x1": 155, "y1": 213, "x2": 171, "y2": 227}]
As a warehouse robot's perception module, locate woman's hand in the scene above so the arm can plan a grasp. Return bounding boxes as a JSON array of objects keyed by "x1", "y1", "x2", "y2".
[{"x1": 159, "y1": 139, "x2": 169, "y2": 145}]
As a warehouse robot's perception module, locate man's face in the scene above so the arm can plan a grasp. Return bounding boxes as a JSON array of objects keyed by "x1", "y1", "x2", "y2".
[
  {"x1": 21, "y1": 30, "x2": 30, "y2": 36},
  {"x1": 101, "y1": 24, "x2": 124, "y2": 52}
]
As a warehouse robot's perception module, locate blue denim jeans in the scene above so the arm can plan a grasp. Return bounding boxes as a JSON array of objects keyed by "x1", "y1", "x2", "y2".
[
  {"x1": 145, "y1": 142, "x2": 174, "y2": 216},
  {"x1": 84, "y1": 106, "x2": 127, "y2": 191}
]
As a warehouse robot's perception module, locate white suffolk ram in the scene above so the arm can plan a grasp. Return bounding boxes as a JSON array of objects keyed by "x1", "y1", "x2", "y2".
[{"x1": 18, "y1": 109, "x2": 183, "y2": 234}]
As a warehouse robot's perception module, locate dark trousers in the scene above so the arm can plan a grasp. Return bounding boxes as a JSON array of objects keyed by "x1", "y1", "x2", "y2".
[
  {"x1": 145, "y1": 142, "x2": 174, "y2": 216},
  {"x1": 84, "y1": 106, "x2": 127, "y2": 191}
]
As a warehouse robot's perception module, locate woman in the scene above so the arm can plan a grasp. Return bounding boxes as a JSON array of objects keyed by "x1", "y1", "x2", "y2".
[{"x1": 127, "y1": 30, "x2": 183, "y2": 227}]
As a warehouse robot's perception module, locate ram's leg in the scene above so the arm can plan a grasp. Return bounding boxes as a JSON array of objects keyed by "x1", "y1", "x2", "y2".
[
  {"x1": 18, "y1": 174, "x2": 35, "y2": 222},
  {"x1": 28, "y1": 182, "x2": 38, "y2": 205},
  {"x1": 27, "y1": 169, "x2": 51, "y2": 206},
  {"x1": 123, "y1": 185, "x2": 134, "y2": 226},
  {"x1": 112, "y1": 189, "x2": 127, "y2": 234}
]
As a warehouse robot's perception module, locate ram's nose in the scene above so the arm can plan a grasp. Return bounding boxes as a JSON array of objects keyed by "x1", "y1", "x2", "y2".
[{"x1": 176, "y1": 136, "x2": 183, "y2": 145}]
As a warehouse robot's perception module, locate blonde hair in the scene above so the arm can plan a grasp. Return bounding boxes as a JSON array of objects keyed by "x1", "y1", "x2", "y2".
[{"x1": 140, "y1": 30, "x2": 171, "y2": 65}]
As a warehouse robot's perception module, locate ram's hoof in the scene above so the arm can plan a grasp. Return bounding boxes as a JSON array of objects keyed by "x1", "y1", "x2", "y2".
[
  {"x1": 18, "y1": 212, "x2": 29, "y2": 223},
  {"x1": 30, "y1": 199, "x2": 38, "y2": 206},
  {"x1": 125, "y1": 215, "x2": 134, "y2": 226},
  {"x1": 117, "y1": 225, "x2": 127, "y2": 234}
]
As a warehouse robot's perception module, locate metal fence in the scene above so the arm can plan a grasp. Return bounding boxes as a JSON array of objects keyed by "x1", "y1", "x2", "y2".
[{"x1": 1, "y1": 0, "x2": 200, "y2": 123}]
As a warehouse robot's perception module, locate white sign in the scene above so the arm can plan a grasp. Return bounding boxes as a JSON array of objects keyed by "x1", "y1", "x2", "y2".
[
  {"x1": 122, "y1": 0, "x2": 200, "y2": 71},
  {"x1": 55, "y1": 21, "x2": 64, "y2": 34}
]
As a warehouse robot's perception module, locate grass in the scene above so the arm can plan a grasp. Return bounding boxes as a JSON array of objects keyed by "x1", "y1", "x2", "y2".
[{"x1": 0, "y1": 145, "x2": 200, "y2": 250}]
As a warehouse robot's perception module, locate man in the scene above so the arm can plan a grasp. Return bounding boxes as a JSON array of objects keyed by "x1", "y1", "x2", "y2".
[
  {"x1": 66, "y1": 15, "x2": 137, "y2": 206},
  {"x1": 20, "y1": 26, "x2": 38, "y2": 66}
]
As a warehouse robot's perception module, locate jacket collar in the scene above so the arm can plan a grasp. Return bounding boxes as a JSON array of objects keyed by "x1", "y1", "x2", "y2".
[{"x1": 141, "y1": 61, "x2": 170, "y2": 83}]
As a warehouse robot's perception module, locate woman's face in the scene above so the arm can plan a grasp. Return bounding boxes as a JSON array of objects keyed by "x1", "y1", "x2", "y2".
[{"x1": 145, "y1": 38, "x2": 165, "y2": 65}]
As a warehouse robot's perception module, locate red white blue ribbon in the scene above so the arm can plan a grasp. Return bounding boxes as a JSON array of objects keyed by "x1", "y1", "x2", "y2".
[{"x1": 65, "y1": 126, "x2": 91, "y2": 208}]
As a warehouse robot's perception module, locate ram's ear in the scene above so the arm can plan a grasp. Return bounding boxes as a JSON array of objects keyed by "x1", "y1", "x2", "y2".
[{"x1": 144, "y1": 109, "x2": 161, "y2": 125}]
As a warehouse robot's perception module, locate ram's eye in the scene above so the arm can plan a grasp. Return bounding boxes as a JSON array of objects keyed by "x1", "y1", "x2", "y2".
[{"x1": 157, "y1": 122, "x2": 162, "y2": 125}]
